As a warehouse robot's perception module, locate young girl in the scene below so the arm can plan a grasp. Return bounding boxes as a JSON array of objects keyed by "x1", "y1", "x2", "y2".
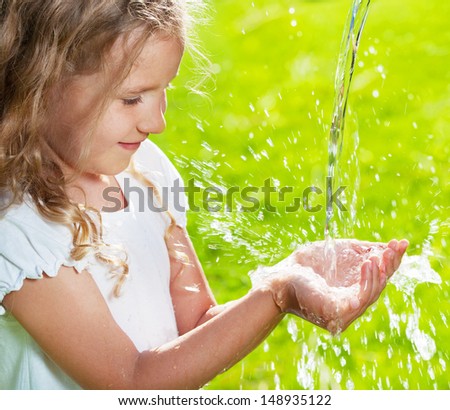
[{"x1": 0, "y1": 0, "x2": 408, "y2": 390}]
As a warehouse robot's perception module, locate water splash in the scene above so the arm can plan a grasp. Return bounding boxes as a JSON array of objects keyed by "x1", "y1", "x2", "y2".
[
  {"x1": 388, "y1": 222, "x2": 442, "y2": 362},
  {"x1": 391, "y1": 253, "x2": 441, "y2": 297}
]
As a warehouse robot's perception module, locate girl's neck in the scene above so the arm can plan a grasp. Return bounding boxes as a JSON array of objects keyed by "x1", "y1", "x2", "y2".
[
  {"x1": 42, "y1": 139, "x2": 126, "y2": 212},
  {"x1": 66, "y1": 173, "x2": 126, "y2": 212}
]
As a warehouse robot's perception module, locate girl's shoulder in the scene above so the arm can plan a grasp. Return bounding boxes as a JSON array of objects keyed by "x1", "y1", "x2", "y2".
[{"x1": 0, "y1": 197, "x2": 84, "y2": 313}]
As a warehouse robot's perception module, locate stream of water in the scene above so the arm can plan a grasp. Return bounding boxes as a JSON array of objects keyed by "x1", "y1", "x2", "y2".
[
  {"x1": 325, "y1": 0, "x2": 371, "y2": 238},
  {"x1": 324, "y1": 0, "x2": 371, "y2": 283}
]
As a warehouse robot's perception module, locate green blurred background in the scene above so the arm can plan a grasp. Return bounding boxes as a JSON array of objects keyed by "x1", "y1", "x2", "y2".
[{"x1": 155, "y1": 0, "x2": 449, "y2": 389}]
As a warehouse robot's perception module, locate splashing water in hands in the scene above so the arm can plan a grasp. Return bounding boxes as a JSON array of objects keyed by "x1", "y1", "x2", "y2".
[{"x1": 250, "y1": 239, "x2": 408, "y2": 335}]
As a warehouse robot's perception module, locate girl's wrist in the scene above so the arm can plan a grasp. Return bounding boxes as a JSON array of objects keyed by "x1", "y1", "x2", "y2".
[{"x1": 250, "y1": 276, "x2": 291, "y2": 317}]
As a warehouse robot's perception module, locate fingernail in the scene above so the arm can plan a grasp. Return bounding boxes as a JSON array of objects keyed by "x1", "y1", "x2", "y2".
[{"x1": 401, "y1": 240, "x2": 409, "y2": 252}]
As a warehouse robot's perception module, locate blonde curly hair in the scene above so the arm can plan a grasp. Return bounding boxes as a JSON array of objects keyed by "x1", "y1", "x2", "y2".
[{"x1": 0, "y1": 0, "x2": 202, "y2": 295}]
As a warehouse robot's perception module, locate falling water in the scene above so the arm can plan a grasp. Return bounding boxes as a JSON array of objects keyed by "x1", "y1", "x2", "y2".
[
  {"x1": 323, "y1": 0, "x2": 371, "y2": 284},
  {"x1": 325, "y1": 0, "x2": 371, "y2": 239}
]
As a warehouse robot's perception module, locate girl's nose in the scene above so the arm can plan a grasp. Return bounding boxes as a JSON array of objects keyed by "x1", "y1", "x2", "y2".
[
  {"x1": 137, "y1": 94, "x2": 167, "y2": 135},
  {"x1": 137, "y1": 108, "x2": 166, "y2": 135}
]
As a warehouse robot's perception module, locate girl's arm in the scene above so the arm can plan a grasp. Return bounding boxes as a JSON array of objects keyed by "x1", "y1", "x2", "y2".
[
  {"x1": 3, "y1": 264, "x2": 282, "y2": 389},
  {"x1": 167, "y1": 225, "x2": 281, "y2": 359},
  {"x1": 167, "y1": 225, "x2": 219, "y2": 335}
]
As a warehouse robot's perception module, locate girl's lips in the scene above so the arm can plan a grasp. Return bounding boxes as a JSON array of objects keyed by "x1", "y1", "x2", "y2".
[{"x1": 118, "y1": 142, "x2": 141, "y2": 151}]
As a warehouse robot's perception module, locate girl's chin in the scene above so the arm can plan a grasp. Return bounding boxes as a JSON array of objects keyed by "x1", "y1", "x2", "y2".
[{"x1": 86, "y1": 160, "x2": 132, "y2": 177}]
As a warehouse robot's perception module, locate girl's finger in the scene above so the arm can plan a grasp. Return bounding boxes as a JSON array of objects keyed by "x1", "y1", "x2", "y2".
[
  {"x1": 387, "y1": 239, "x2": 398, "y2": 251},
  {"x1": 392, "y1": 239, "x2": 409, "y2": 271},
  {"x1": 378, "y1": 255, "x2": 388, "y2": 288},
  {"x1": 382, "y1": 247, "x2": 396, "y2": 278},
  {"x1": 340, "y1": 280, "x2": 369, "y2": 331},
  {"x1": 358, "y1": 260, "x2": 374, "y2": 311},
  {"x1": 368, "y1": 256, "x2": 381, "y2": 304},
  {"x1": 398, "y1": 239, "x2": 409, "y2": 253}
]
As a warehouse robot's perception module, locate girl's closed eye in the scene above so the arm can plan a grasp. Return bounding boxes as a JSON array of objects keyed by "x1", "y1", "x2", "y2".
[{"x1": 122, "y1": 96, "x2": 143, "y2": 106}]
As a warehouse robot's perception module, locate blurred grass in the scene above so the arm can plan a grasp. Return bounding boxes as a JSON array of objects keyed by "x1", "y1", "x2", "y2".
[{"x1": 155, "y1": 0, "x2": 450, "y2": 389}]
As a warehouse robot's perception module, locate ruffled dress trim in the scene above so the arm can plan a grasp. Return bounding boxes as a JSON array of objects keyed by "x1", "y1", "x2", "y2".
[{"x1": 0, "y1": 201, "x2": 90, "y2": 314}]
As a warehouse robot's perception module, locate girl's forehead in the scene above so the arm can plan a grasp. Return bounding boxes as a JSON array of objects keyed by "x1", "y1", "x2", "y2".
[
  {"x1": 111, "y1": 27, "x2": 182, "y2": 59},
  {"x1": 116, "y1": 34, "x2": 183, "y2": 90},
  {"x1": 108, "y1": 30, "x2": 183, "y2": 70}
]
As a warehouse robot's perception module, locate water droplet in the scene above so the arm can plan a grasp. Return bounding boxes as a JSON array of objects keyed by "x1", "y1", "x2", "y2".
[
  {"x1": 410, "y1": 328, "x2": 436, "y2": 361},
  {"x1": 346, "y1": 379, "x2": 355, "y2": 389},
  {"x1": 287, "y1": 319, "x2": 299, "y2": 342},
  {"x1": 211, "y1": 63, "x2": 221, "y2": 74},
  {"x1": 274, "y1": 373, "x2": 281, "y2": 389}
]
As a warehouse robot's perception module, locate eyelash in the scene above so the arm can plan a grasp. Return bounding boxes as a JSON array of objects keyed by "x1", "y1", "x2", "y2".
[{"x1": 122, "y1": 96, "x2": 143, "y2": 106}]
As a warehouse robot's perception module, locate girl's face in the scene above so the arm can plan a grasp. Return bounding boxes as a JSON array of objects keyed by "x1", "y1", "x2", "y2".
[{"x1": 45, "y1": 33, "x2": 183, "y2": 177}]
